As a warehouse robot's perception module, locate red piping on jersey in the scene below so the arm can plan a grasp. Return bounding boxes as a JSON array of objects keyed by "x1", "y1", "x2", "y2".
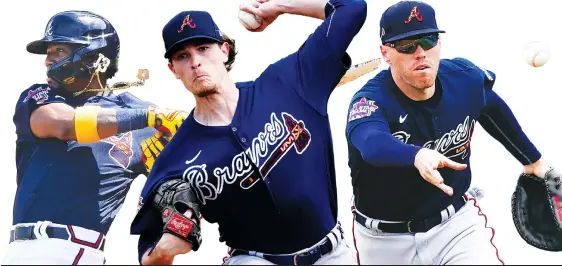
[
  {"x1": 467, "y1": 197, "x2": 505, "y2": 265},
  {"x1": 72, "y1": 248, "x2": 84, "y2": 265},
  {"x1": 66, "y1": 225, "x2": 104, "y2": 249},
  {"x1": 350, "y1": 206, "x2": 362, "y2": 265}
]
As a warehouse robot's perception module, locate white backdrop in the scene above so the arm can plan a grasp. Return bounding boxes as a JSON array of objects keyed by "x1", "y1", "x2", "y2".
[{"x1": 1, "y1": 0, "x2": 560, "y2": 264}]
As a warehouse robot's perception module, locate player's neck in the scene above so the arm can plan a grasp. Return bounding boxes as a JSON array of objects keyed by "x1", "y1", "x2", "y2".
[{"x1": 193, "y1": 80, "x2": 239, "y2": 127}]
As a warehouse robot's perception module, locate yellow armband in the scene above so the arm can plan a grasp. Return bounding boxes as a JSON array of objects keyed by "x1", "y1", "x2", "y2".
[{"x1": 74, "y1": 106, "x2": 101, "y2": 143}]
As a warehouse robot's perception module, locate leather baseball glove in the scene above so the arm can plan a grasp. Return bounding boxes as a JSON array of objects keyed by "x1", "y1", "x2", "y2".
[
  {"x1": 153, "y1": 179, "x2": 202, "y2": 251},
  {"x1": 511, "y1": 167, "x2": 562, "y2": 251}
]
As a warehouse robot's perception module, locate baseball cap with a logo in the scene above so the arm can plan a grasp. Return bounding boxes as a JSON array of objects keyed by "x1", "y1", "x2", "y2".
[
  {"x1": 379, "y1": 1, "x2": 445, "y2": 44},
  {"x1": 162, "y1": 11, "x2": 224, "y2": 59}
]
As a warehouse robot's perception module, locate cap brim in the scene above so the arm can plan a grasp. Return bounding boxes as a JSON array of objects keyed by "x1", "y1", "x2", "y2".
[
  {"x1": 26, "y1": 36, "x2": 89, "y2": 54},
  {"x1": 385, "y1": 29, "x2": 446, "y2": 43},
  {"x1": 164, "y1": 35, "x2": 224, "y2": 58}
]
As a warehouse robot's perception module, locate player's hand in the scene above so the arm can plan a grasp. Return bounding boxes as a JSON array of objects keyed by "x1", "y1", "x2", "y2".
[
  {"x1": 143, "y1": 211, "x2": 194, "y2": 265},
  {"x1": 523, "y1": 157, "x2": 550, "y2": 179},
  {"x1": 141, "y1": 131, "x2": 170, "y2": 173},
  {"x1": 148, "y1": 210, "x2": 195, "y2": 263},
  {"x1": 239, "y1": 0, "x2": 283, "y2": 32},
  {"x1": 147, "y1": 106, "x2": 188, "y2": 139},
  {"x1": 155, "y1": 232, "x2": 194, "y2": 258},
  {"x1": 414, "y1": 148, "x2": 467, "y2": 196}
]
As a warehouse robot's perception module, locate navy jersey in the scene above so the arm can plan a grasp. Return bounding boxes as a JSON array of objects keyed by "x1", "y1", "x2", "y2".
[
  {"x1": 131, "y1": 0, "x2": 366, "y2": 259},
  {"x1": 12, "y1": 84, "x2": 156, "y2": 235},
  {"x1": 345, "y1": 58, "x2": 541, "y2": 221}
]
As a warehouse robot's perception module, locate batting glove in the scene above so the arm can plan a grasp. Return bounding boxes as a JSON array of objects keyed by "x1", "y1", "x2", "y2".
[{"x1": 147, "y1": 106, "x2": 188, "y2": 138}]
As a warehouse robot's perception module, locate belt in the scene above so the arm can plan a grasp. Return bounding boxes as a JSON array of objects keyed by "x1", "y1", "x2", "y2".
[
  {"x1": 353, "y1": 194, "x2": 468, "y2": 234},
  {"x1": 10, "y1": 222, "x2": 106, "y2": 251},
  {"x1": 230, "y1": 224, "x2": 343, "y2": 265}
]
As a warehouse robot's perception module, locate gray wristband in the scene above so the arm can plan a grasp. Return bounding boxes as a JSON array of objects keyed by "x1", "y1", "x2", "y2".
[{"x1": 116, "y1": 108, "x2": 149, "y2": 133}]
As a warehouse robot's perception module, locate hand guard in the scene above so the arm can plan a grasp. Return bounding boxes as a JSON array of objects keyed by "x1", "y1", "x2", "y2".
[
  {"x1": 147, "y1": 106, "x2": 188, "y2": 138},
  {"x1": 153, "y1": 179, "x2": 203, "y2": 251},
  {"x1": 511, "y1": 167, "x2": 562, "y2": 251},
  {"x1": 140, "y1": 131, "x2": 168, "y2": 173}
]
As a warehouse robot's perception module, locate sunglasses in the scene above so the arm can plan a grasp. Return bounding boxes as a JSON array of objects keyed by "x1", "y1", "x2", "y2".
[{"x1": 386, "y1": 34, "x2": 439, "y2": 54}]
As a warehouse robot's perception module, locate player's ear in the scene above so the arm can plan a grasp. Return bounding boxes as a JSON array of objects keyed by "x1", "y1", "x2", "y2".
[
  {"x1": 220, "y1": 42, "x2": 230, "y2": 63},
  {"x1": 168, "y1": 62, "x2": 181, "y2": 80},
  {"x1": 380, "y1": 45, "x2": 391, "y2": 64}
]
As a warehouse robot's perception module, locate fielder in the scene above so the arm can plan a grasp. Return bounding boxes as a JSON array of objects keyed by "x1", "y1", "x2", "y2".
[
  {"x1": 5, "y1": 11, "x2": 187, "y2": 264},
  {"x1": 345, "y1": 1, "x2": 556, "y2": 265},
  {"x1": 130, "y1": 0, "x2": 367, "y2": 264}
]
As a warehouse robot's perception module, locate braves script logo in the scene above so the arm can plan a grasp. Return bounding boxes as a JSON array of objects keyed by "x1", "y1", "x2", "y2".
[
  {"x1": 348, "y1": 97, "x2": 379, "y2": 122},
  {"x1": 101, "y1": 132, "x2": 134, "y2": 169},
  {"x1": 393, "y1": 116, "x2": 476, "y2": 160},
  {"x1": 23, "y1": 86, "x2": 51, "y2": 104},
  {"x1": 178, "y1": 15, "x2": 196, "y2": 33},
  {"x1": 181, "y1": 112, "x2": 311, "y2": 205},
  {"x1": 404, "y1": 6, "x2": 423, "y2": 24},
  {"x1": 167, "y1": 213, "x2": 193, "y2": 238}
]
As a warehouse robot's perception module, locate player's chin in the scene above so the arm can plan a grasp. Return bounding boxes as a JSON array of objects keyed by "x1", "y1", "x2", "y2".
[
  {"x1": 412, "y1": 78, "x2": 435, "y2": 90},
  {"x1": 195, "y1": 86, "x2": 218, "y2": 98}
]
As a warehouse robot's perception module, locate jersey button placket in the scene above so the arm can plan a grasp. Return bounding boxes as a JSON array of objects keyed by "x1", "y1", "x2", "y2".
[
  {"x1": 433, "y1": 116, "x2": 442, "y2": 134},
  {"x1": 232, "y1": 126, "x2": 248, "y2": 146}
]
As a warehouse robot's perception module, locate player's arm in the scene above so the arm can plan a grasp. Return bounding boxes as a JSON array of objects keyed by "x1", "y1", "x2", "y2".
[
  {"x1": 244, "y1": 0, "x2": 367, "y2": 115},
  {"x1": 478, "y1": 89, "x2": 543, "y2": 166},
  {"x1": 346, "y1": 96, "x2": 421, "y2": 167},
  {"x1": 463, "y1": 60, "x2": 545, "y2": 169},
  {"x1": 30, "y1": 102, "x2": 186, "y2": 143}
]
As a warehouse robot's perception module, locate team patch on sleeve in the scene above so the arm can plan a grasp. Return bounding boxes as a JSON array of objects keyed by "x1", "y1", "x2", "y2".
[
  {"x1": 348, "y1": 97, "x2": 379, "y2": 122},
  {"x1": 22, "y1": 86, "x2": 53, "y2": 104}
]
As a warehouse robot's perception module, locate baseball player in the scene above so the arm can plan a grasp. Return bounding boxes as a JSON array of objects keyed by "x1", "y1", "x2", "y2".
[
  {"x1": 4, "y1": 11, "x2": 187, "y2": 264},
  {"x1": 129, "y1": 0, "x2": 367, "y2": 264},
  {"x1": 345, "y1": 1, "x2": 555, "y2": 265}
]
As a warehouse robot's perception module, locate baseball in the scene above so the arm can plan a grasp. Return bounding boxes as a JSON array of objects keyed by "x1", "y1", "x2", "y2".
[
  {"x1": 238, "y1": 10, "x2": 262, "y2": 30},
  {"x1": 522, "y1": 41, "x2": 550, "y2": 67}
]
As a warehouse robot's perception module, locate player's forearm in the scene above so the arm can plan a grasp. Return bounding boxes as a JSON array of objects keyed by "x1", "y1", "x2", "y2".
[
  {"x1": 141, "y1": 247, "x2": 175, "y2": 265},
  {"x1": 350, "y1": 122, "x2": 422, "y2": 167},
  {"x1": 274, "y1": 0, "x2": 328, "y2": 19},
  {"x1": 30, "y1": 103, "x2": 146, "y2": 141},
  {"x1": 276, "y1": 0, "x2": 368, "y2": 33},
  {"x1": 73, "y1": 107, "x2": 149, "y2": 143},
  {"x1": 478, "y1": 90, "x2": 541, "y2": 165}
]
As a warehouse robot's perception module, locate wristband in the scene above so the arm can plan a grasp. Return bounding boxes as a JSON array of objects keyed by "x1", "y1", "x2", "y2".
[
  {"x1": 75, "y1": 106, "x2": 101, "y2": 143},
  {"x1": 116, "y1": 108, "x2": 149, "y2": 134}
]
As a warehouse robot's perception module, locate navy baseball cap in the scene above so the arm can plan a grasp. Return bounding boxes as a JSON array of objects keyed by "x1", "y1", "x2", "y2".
[
  {"x1": 162, "y1": 11, "x2": 224, "y2": 58},
  {"x1": 380, "y1": 1, "x2": 445, "y2": 44}
]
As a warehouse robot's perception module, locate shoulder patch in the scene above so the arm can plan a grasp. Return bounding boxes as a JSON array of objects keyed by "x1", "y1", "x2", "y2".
[
  {"x1": 22, "y1": 86, "x2": 53, "y2": 104},
  {"x1": 348, "y1": 97, "x2": 379, "y2": 122}
]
